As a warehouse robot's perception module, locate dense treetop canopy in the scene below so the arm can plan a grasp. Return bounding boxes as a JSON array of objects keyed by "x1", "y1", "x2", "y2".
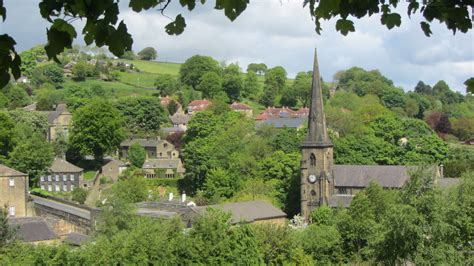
[{"x1": 0, "y1": 0, "x2": 472, "y2": 87}]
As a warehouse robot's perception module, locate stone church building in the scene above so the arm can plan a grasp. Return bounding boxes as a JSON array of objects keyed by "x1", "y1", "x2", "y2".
[{"x1": 300, "y1": 50, "x2": 446, "y2": 222}]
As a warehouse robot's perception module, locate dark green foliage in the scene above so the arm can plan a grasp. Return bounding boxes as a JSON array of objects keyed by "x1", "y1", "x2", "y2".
[
  {"x1": 242, "y1": 70, "x2": 260, "y2": 100},
  {"x1": 137, "y1": 47, "x2": 157, "y2": 61},
  {"x1": 247, "y1": 63, "x2": 267, "y2": 75},
  {"x1": 70, "y1": 99, "x2": 124, "y2": 161},
  {"x1": 179, "y1": 55, "x2": 221, "y2": 89},
  {"x1": 154, "y1": 74, "x2": 178, "y2": 96},
  {"x1": 2, "y1": 84, "x2": 30, "y2": 109},
  {"x1": 222, "y1": 64, "x2": 243, "y2": 102},
  {"x1": 299, "y1": 224, "x2": 343, "y2": 263},
  {"x1": 196, "y1": 71, "x2": 223, "y2": 99},
  {"x1": 0, "y1": 112, "x2": 15, "y2": 160},
  {"x1": 8, "y1": 109, "x2": 49, "y2": 136},
  {"x1": 263, "y1": 66, "x2": 287, "y2": 95},
  {"x1": 145, "y1": 178, "x2": 181, "y2": 187},
  {"x1": 115, "y1": 96, "x2": 167, "y2": 134},
  {"x1": 71, "y1": 187, "x2": 88, "y2": 204},
  {"x1": 128, "y1": 142, "x2": 146, "y2": 168},
  {"x1": 31, "y1": 63, "x2": 64, "y2": 87},
  {"x1": 7, "y1": 129, "x2": 54, "y2": 186},
  {"x1": 0, "y1": 207, "x2": 16, "y2": 248}
]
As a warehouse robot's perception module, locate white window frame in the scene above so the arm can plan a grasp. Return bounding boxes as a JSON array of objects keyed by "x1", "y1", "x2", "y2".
[
  {"x1": 41, "y1": 185, "x2": 45, "y2": 190},
  {"x1": 70, "y1": 174, "x2": 74, "y2": 181},
  {"x1": 63, "y1": 185, "x2": 67, "y2": 192},
  {"x1": 55, "y1": 175, "x2": 59, "y2": 181},
  {"x1": 48, "y1": 185, "x2": 52, "y2": 192},
  {"x1": 8, "y1": 178, "x2": 14, "y2": 187},
  {"x1": 40, "y1": 176, "x2": 45, "y2": 182},
  {"x1": 63, "y1": 174, "x2": 67, "y2": 181},
  {"x1": 8, "y1": 206, "x2": 15, "y2": 216},
  {"x1": 48, "y1": 175, "x2": 52, "y2": 182},
  {"x1": 70, "y1": 184, "x2": 75, "y2": 191},
  {"x1": 55, "y1": 184, "x2": 60, "y2": 192}
]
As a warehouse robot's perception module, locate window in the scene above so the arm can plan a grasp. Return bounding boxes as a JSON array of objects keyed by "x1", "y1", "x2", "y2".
[
  {"x1": 8, "y1": 178, "x2": 14, "y2": 187},
  {"x1": 40, "y1": 176, "x2": 45, "y2": 182},
  {"x1": 63, "y1": 174, "x2": 67, "y2": 181},
  {"x1": 70, "y1": 185, "x2": 75, "y2": 191},
  {"x1": 310, "y1": 153, "x2": 316, "y2": 166},
  {"x1": 70, "y1": 174, "x2": 74, "y2": 181},
  {"x1": 48, "y1": 185, "x2": 52, "y2": 192},
  {"x1": 55, "y1": 185, "x2": 60, "y2": 192},
  {"x1": 48, "y1": 175, "x2": 52, "y2": 182},
  {"x1": 164, "y1": 143, "x2": 168, "y2": 148},
  {"x1": 55, "y1": 175, "x2": 59, "y2": 181},
  {"x1": 339, "y1": 188, "x2": 348, "y2": 195},
  {"x1": 159, "y1": 152, "x2": 162, "y2": 157},
  {"x1": 41, "y1": 185, "x2": 45, "y2": 190},
  {"x1": 63, "y1": 185, "x2": 67, "y2": 192},
  {"x1": 8, "y1": 206, "x2": 15, "y2": 216}
]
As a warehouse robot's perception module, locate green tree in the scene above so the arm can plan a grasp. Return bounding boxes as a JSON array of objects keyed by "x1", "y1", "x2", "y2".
[
  {"x1": 70, "y1": 99, "x2": 124, "y2": 161},
  {"x1": 300, "y1": 224, "x2": 343, "y2": 264},
  {"x1": 137, "y1": 47, "x2": 157, "y2": 61},
  {"x1": 7, "y1": 130, "x2": 54, "y2": 185},
  {"x1": 0, "y1": 112, "x2": 15, "y2": 161},
  {"x1": 115, "y1": 96, "x2": 167, "y2": 134},
  {"x1": 203, "y1": 168, "x2": 238, "y2": 200},
  {"x1": 264, "y1": 66, "x2": 287, "y2": 94},
  {"x1": 128, "y1": 142, "x2": 146, "y2": 168},
  {"x1": 119, "y1": 50, "x2": 136, "y2": 60},
  {"x1": 8, "y1": 109, "x2": 49, "y2": 136},
  {"x1": 2, "y1": 85, "x2": 30, "y2": 109},
  {"x1": 154, "y1": 74, "x2": 178, "y2": 96},
  {"x1": 242, "y1": 70, "x2": 260, "y2": 100},
  {"x1": 292, "y1": 71, "x2": 312, "y2": 107},
  {"x1": 196, "y1": 72, "x2": 223, "y2": 99},
  {"x1": 247, "y1": 63, "x2": 267, "y2": 75},
  {"x1": 52, "y1": 131, "x2": 68, "y2": 158},
  {"x1": 19, "y1": 45, "x2": 46, "y2": 77},
  {"x1": 72, "y1": 62, "x2": 88, "y2": 81},
  {"x1": 71, "y1": 187, "x2": 88, "y2": 204},
  {"x1": 0, "y1": 207, "x2": 16, "y2": 247},
  {"x1": 222, "y1": 64, "x2": 243, "y2": 102},
  {"x1": 179, "y1": 55, "x2": 221, "y2": 89}
]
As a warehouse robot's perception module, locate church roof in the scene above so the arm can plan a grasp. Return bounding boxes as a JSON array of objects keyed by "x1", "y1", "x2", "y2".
[
  {"x1": 302, "y1": 49, "x2": 332, "y2": 148},
  {"x1": 333, "y1": 165, "x2": 410, "y2": 188},
  {"x1": 328, "y1": 195, "x2": 354, "y2": 208}
]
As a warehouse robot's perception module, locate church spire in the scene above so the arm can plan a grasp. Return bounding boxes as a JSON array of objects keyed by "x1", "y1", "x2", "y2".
[{"x1": 302, "y1": 49, "x2": 332, "y2": 148}]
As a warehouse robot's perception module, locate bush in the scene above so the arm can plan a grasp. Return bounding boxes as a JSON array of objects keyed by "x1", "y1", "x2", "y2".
[
  {"x1": 71, "y1": 187, "x2": 88, "y2": 204},
  {"x1": 145, "y1": 178, "x2": 182, "y2": 187},
  {"x1": 30, "y1": 187, "x2": 52, "y2": 197}
]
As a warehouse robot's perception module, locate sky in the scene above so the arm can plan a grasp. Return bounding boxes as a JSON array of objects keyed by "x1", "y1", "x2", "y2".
[{"x1": 1, "y1": 0, "x2": 473, "y2": 93}]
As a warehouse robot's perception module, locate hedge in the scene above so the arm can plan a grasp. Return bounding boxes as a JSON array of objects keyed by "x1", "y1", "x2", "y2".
[{"x1": 145, "y1": 178, "x2": 182, "y2": 187}]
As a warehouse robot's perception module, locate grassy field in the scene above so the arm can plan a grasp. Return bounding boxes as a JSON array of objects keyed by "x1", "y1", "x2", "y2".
[
  {"x1": 83, "y1": 171, "x2": 97, "y2": 181},
  {"x1": 63, "y1": 79, "x2": 156, "y2": 98},
  {"x1": 123, "y1": 60, "x2": 181, "y2": 76}
]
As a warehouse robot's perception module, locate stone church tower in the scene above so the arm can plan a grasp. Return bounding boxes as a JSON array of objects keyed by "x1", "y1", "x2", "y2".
[{"x1": 300, "y1": 49, "x2": 334, "y2": 222}]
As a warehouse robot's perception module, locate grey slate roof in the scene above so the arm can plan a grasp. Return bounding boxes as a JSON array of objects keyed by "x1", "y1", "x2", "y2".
[
  {"x1": 64, "y1": 233, "x2": 90, "y2": 246},
  {"x1": 32, "y1": 196, "x2": 91, "y2": 220},
  {"x1": 259, "y1": 117, "x2": 306, "y2": 129},
  {"x1": 438, "y1": 178, "x2": 460, "y2": 188},
  {"x1": 0, "y1": 164, "x2": 26, "y2": 177},
  {"x1": 195, "y1": 201, "x2": 287, "y2": 224},
  {"x1": 333, "y1": 165, "x2": 410, "y2": 188},
  {"x1": 161, "y1": 127, "x2": 186, "y2": 134},
  {"x1": 50, "y1": 158, "x2": 83, "y2": 173},
  {"x1": 8, "y1": 217, "x2": 57, "y2": 242},
  {"x1": 169, "y1": 113, "x2": 190, "y2": 125},
  {"x1": 328, "y1": 195, "x2": 354, "y2": 208},
  {"x1": 120, "y1": 138, "x2": 163, "y2": 147},
  {"x1": 143, "y1": 159, "x2": 180, "y2": 169}
]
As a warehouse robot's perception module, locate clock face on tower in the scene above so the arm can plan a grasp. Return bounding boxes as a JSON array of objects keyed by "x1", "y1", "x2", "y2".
[{"x1": 308, "y1": 174, "x2": 317, "y2": 183}]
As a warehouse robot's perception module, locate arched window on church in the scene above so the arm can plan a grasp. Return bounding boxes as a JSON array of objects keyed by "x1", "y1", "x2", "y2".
[{"x1": 310, "y1": 153, "x2": 316, "y2": 166}]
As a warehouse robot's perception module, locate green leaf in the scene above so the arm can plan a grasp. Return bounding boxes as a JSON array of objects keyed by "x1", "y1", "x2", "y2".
[
  {"x1": 44, "y1": 19, "x2": 77, "y2": 63},
  {"x1": 381, "y1": 13, "x2": 401, "y2": 29},
  {"x1": 0, "y1": 34, "x2": 21, "y2": 87},
  {"x1": 215, "y1": 0, "x2": 248, "y2": 21},
  {"x1": 180, "y1": 0, "x2": 196, "y2": 11},
  {"x1": 335, "y1": 19, "x2": 355, "y2": 35},
  {"x1": 129, "y1": 0, "x2": 160, "y2": 12},
  {"x1": 165, "y1": 14, "x2": 186, "y2": 35},
  {"x1": 420, "y1": 21, "x2": 432, "y2": 37},
  {"x1": 0, "y1": 0, "x2": 6, "y2": 21},
  {"x1": 107, "y1": 21, "x2": 133, "y2": 57}
]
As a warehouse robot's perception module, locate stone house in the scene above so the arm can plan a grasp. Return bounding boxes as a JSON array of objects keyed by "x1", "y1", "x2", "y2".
[
  {"x1": 230, "y1": 102, "x2": 253, "y2": 117},
  {"x1": 142, "y1": 159, "x2": 185, "y2": 178},
  {"x1": 44, "y1": 104, "x2": 72, "y2": 142},
  {"x1": 169, "y1": 113, "x2": 190, "y2": 131},
  {"x1": 187, "y1": 99, "x2": 211, "y2": 115},
  {"x1": 0, "y1": 164, "x2": 28, "y2": 217},
  {"x1": 39, "y1": 158, "x2": 83, "y2": 192},
  {"x1": 120, "y1": 137, "x2": 180, "y2": 160},
  {"x1": 101, "y1": 159, "x2": 129, "y2": 181}
]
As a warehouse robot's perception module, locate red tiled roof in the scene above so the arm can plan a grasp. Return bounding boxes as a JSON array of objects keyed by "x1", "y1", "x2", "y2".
[{"x1": 188, "y1": 99, "x2": 211, "y2": 107}]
